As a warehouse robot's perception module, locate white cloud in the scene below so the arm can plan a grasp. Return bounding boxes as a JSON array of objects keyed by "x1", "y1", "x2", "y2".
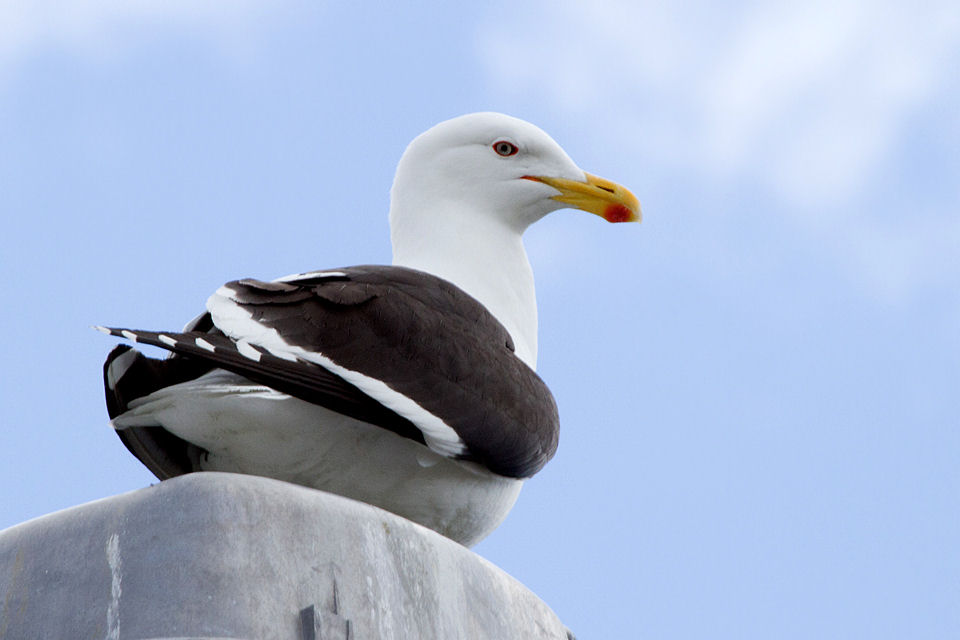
[
  {"x1": 0, "y1": 0, "x2": 272, "y2": 75},
  {"x1": 706, "y1": 1, "x2": 957, "y2": 206},
  {"x1": 480, "y1": 0, "x2": 959, "y2": 206},
  {"x1": 478, "y1": 0, "x2": 960, "y2": 300}
]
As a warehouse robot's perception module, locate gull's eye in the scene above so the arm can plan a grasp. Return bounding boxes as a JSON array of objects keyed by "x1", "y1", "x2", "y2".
[{"x1": 492, "y1": 140, "x2": 519, "y2": 157}]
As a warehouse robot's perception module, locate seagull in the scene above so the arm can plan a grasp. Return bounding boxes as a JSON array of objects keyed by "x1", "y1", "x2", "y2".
[{"x1": 98, "y1": 112, "x2": 640, "y2": 547}]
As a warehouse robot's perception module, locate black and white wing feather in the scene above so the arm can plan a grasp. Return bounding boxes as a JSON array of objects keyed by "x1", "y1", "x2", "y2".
[{"x1": 100, "y1": 266, "x2": 559, "y2": 479}]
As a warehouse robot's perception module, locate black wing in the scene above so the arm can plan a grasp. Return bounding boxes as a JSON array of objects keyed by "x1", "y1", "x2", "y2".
[{"x1": 102, "y1": 266, "x2": 559, "y2": 478}]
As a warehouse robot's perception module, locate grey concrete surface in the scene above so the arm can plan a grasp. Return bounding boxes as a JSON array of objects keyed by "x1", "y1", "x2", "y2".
[{"x1": 0, "y1": 473, "x2": 571, "y2": 640}]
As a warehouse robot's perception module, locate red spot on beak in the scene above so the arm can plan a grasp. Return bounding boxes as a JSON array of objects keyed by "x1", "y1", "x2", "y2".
[{"x1": 604, "y1": 203, "x2": 634, "y2": 223}]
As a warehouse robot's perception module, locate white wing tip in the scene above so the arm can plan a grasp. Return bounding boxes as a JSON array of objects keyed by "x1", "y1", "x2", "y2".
[
  {"x1": 236, "y1": 340, "x2": 262, "y2": 362},
  {"x1": 195, "y1": 337, "x2": 216, "y2": 352}
]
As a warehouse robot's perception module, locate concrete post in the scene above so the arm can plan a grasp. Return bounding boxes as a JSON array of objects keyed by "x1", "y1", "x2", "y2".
[{"x1": 0, "y1": 473, "x2": 572, "y2": 639}]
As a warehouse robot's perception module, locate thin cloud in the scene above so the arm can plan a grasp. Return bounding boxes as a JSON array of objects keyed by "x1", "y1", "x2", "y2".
[
  {"x1": 0, "y1": 0, "x2": 272, "y2": 76},
  {"x1": 479, "y1": 0, "x2": 959, "y2": 206},
  {"x1": 478, "y1": 0, "x2": 960, "y2": 300}
]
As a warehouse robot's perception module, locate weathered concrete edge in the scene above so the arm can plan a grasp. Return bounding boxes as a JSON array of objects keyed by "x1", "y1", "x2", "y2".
[{"x1": 0, "y1": 472, "x2": 573, "y2": 639}]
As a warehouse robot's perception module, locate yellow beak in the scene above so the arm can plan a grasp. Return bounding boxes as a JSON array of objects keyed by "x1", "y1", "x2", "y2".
[{"x1": 525, "y1": 172, "x2": 641, "y2": 223}]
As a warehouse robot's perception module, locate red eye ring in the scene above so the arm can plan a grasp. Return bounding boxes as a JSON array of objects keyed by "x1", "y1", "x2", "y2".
[{"x1": 492, "y1": 140, "x2": 519, "y2": 156}]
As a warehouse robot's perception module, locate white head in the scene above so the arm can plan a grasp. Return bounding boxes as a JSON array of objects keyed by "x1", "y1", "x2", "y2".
[{"x1": 390, "y1": 112, "x2": 639, "y2": 238}]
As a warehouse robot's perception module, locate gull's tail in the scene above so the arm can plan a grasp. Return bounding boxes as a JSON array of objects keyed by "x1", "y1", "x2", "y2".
[{"x1": 102, "y1": 343, "x2": 210, "y2": 479}]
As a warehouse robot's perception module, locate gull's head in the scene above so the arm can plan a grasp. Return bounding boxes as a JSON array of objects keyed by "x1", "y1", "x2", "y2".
[{"x1": 390, "y1": 112, "x2": 640, "y2": 235}]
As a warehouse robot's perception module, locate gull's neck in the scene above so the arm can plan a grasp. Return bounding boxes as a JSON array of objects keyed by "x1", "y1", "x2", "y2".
[{"x1": 391, "y1": 202, "x2": 538, "y2": 369}]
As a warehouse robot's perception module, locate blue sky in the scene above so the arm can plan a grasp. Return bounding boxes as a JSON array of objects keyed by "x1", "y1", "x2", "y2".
[{"x1": 1, "y1": 2, "x2": 958, "y2": 637}]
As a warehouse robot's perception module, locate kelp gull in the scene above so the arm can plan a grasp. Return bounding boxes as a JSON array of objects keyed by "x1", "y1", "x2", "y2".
[{"x1": 97, "y1": 112, "x2": 640, "y2": 546}]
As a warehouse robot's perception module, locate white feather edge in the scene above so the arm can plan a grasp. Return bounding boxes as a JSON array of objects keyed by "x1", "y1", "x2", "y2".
[
  {"x1": 207, "y1": 285, "x2": 468, "y2": 458},
  {"x1": 105, "y1": 347, "x2": 139, "y2": 391},
  {"x1": 275, "y1": 270, "x2": 348, "y2": 282}
]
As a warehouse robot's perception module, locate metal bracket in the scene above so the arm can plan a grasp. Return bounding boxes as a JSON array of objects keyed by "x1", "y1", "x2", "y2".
[{"x1": 299, "y1": 569, "x2": 351, "y2": 640}]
